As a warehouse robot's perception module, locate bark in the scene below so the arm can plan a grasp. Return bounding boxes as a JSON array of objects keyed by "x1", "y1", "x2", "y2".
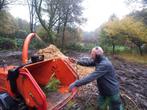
[
  {"x1": 112, "y1": 43, "x2": 115, "y2": 54},
  {"x1": 34, "y1": 0, "x2": 54, "y2": 43},
  {"x1": 61, "y1": 9, "x2": 69, "y2": 50},
  {"x1": 138, "y1": 45, "x2": 143, "y2": 56},
  {"x1": 61, "y1": 21, "x2": 67, "y2": 50}
]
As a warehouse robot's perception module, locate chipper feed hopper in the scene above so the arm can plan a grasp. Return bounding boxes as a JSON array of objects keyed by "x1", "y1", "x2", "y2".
[{"x1": 0, "y1": 33, "x2": 78, "y2": 110}]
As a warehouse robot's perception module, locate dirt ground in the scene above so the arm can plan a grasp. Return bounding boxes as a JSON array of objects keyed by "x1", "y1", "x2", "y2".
[
  {"x1": 64, "y1": 51, "x2": 147, "y2": 110},
  {"x1": 0, "y1": 51, "x2": 146, "y2": 110}
]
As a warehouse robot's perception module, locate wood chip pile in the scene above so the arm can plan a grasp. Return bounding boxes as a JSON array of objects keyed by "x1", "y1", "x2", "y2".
[
  {"x1": 37, "y1": 44, "x2": 94, "y2": 76},
  {"x1": 37, "y1": 44, "x2": 66, "y2": 60}
]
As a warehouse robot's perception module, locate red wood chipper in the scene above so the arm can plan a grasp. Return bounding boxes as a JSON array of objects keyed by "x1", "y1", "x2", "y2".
[{"x1": 0, "y1": 33, "x2": 78, "y2": 110}]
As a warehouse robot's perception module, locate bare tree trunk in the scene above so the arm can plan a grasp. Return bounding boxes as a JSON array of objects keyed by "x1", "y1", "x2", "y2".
[
  {"x1": 57, "y1": 19, "x2": 61, "y2": 34},
  {"x1": 27, "y1": 0, "x2": 35, "y2": 32},
  {"x1": 30, "y1": 0, "x2": 34, "y2": 32},
  {"x1": 61, "y1": 10, "x2": 69, "y2": 50},
  {"x1": 138, "y1": 45, "x2": 143, "y2": 56},
  {"x1": 112, "y1": 43, "x2": 115, "y2": 54},
  {"x1": 61, "y1": 22, "x2": 66, "y2": 50}
]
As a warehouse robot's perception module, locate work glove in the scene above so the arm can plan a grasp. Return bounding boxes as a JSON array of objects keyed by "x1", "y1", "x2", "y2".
[{"x1": 69, "y1": 80, "x2": 79, "y2": 91}]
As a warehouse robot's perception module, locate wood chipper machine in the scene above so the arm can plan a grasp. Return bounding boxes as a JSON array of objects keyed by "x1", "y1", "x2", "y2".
[{"x1": 0, "y1": 33, "x2": 78, "y2": 110}]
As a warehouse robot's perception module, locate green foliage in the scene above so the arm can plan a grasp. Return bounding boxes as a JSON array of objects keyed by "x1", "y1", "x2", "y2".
[
  {"x1": 65, "y1": 43, "x2": 84, "y2": 51},
  {"x1": 0, "y1": 11, "x2": 18, "y2": 34},
  {"x1": 65, "y1": 43, "x2": 95, "y2": 52},
  {"x1": 15, "y1": 38, "x2": 23, "y2": 49},
  {"x1": 15, "y1": 30, "x2": 28, "y2": 39},
  {"x1": 44, "y1": 77, "x2": 60, "y2": 93},
  {"x1": 36, "y1": 26, "x2": 48, "y2": 39},
  {"x1": 15, "y1": 37, "x2": 46, "y2": 50},
  {"x1": 101, "y1": 45, "x2": 130, "y2": 54},
  {"x1": 29, "y1": 38, "x2": 46, "y2": 49},
  {"x1": 0, "y1": 37, "x2": 17, "y2": 49}
]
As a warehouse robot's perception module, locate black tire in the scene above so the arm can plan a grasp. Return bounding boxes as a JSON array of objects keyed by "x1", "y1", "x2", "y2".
[{"x1": 0, "y1": 100, "x2": 5, "y2": 110}]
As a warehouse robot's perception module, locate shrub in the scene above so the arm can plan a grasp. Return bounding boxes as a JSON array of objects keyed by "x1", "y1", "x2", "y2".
[
  {"x1": 15, "y1": 37, "x2": 47, "y2": 50},
  {"x1": 65, "y1": 43, "x2": 96, "y2": 52},
  {"x1": 100, "y1": 45, "x2": 130, "y2": 54},
  {"x1": 0, "y1": 37, "x2": 17, "y2": 49},
  {"x1": 15, "y1": 38, "x2": 24, "y2": 49},
  {"x1": 15, "y1": 30, "x2": 28, "y2": 39},
  {"x1": 29, "y1": 38, "x2": 46, "y2": 49}
]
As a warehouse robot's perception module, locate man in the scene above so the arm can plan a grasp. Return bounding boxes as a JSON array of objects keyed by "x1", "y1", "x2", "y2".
[{"x1": 69, "y1": 46, "x2": 123, "y2": 110}]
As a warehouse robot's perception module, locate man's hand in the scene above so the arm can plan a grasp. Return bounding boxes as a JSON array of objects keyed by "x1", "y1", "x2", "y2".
[
  {"x1": 69, "y1": 80, "x2": 78, "y2": 91},
  {"x1": 68, "y1": 57, "x2": 77, "y2": 63}
]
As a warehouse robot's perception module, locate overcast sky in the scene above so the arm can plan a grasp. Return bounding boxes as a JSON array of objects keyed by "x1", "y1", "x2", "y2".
[{"x1": 10, "y1": 0, "x2": 132, "y2": 32}]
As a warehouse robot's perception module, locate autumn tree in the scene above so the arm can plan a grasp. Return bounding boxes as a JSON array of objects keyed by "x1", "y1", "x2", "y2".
[
  {"x1": 120, "y1": 16, "x2": 147, "y2": 55},
  {"x1": 100, "y1": 15, "x2": 124, "y2": 54},
  {"x1": 100, "y1": 16, "x2": 147, "y2": 55}
]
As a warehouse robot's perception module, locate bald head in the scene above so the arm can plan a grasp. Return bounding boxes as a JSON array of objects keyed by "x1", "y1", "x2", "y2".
[{"x1": 91, "y1": 46, "x2": 104, "y2": 59}]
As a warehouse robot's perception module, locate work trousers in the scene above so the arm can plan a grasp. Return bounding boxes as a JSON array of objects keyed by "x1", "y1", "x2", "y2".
[{"x1": 97, "y1": 93, "x2": 124, "y2": 110}]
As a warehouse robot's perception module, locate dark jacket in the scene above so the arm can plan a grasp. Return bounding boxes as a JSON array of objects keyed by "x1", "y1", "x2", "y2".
[{"x1": 75, "y1": 56, "x2": 119, "y2": 96}]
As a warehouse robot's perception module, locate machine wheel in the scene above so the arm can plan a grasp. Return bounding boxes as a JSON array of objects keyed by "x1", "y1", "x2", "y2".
[
  {"x1": 0, "y1": 100, "x2": 5, "y2": 110},
  {"x1": 0, "y1": 92, "x2": 18, "y2": 110}
]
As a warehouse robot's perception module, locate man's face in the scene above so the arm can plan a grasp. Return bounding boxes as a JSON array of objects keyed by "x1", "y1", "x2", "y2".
[
  {"x1": 90, "y1": 47, "x2": 104, "y2": 60},
  {"x1": 90, "y1": 50, "x2": 96, "y2": 59}
]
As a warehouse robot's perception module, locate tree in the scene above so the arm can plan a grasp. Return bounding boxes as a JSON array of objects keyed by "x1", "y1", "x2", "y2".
[
  {"x1": 0, "y1": 11, "x2": 18, "y2": 34},
  {"x1": 59, "y1": 0, "x2": 85, "y2": 50},
  {"x1": 34, "y1": 0, "x2": 59, "y2": 43},
  {"x1": 126, "y1": 0, "x2": 147, "y2": 8},
  {"x1": 15, "y1": 18, "x2": 29, "y2": 32},
  {"x1": 56, "y1": 27, "x2": 82, "y2": 46},
  {"x1": 120, "y1": 16, "x2": 147, "y2": 55},
  {"x1": 0, "y1": 0, "x2": 16, "y2": 11},
  {"x1": 101, "y1": 15, "x2": 123, "y2": 54},
  {"x1": 129, "y1": 8, "x2": 147, "y2": 25},
  {"x1": 27, "y1": 0, "x2": 37, "y2": 32},
  {"x1": 14, "y1": 18, "x2": 30, "y2": 38},
  {"x1": 34, "y1": 0, "x2": 85, "y2": 46},
  {"x1": 0, "y1": 0, "x2": 10, "y2": 10},
  {"x1": 99, "y1": 15, "x2": 147, "y2": 55}
]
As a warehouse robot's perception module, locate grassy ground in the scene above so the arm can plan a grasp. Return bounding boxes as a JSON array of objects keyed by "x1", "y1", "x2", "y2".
[{"x1": 117, "y1": 53, "x2": 147, "y2": 64}]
